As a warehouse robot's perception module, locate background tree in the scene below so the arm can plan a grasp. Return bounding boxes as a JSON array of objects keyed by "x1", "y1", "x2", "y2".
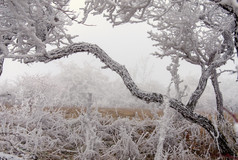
[{"x1": 0, "y1": 0, "x2": 238, "y2": 157}]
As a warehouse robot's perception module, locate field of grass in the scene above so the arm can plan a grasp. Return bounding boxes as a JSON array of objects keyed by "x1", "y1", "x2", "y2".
[
  {"x1": 0, "y1": 105, "x2": 237, "y2": 159},
  {"x1": 53, "y1": 106, "x2": 164, "y2": 119},
  {"x1": 46, "y1": 106, "x2": 238, "y2": 158},
  {"x1": 52, "y1": 106, "x2": 237, "y2": 123}
]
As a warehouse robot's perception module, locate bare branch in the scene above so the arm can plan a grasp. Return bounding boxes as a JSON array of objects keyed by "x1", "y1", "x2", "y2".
[
  {"x1": 211, "y1": 69, "x2": 225, "y2": 123},
  {"x1": 20, "y1": 42, "x2": 164, "y2": 104},
  {"x1": 185, "y1": 69, "x2": 210, "y2": 111},
  {"x1": 169, "y1": 98, "x2": 235, "y2": 156}
]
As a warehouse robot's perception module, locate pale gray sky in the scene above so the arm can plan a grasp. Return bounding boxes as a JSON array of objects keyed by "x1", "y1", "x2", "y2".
[{"x1": 0, "y1": 0, "x2": 231, "y2": 88}]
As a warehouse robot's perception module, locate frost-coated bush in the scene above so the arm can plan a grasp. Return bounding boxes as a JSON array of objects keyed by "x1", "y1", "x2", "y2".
[
  {"x1": 1, "y1": 63, "x2": 161, "y2": 109},
  {"x1": 13, "y1": 75, "x2": 59, "y2": 108},
  {"x1": 3, "y1": 63, "x2": 236, "y2": 110},
  {"x1": 0, "y1": 103, "x2": 233, "y2": 160}
]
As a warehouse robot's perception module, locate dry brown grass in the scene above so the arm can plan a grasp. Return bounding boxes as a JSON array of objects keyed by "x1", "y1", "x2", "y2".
[
  {"x1": 98, "y1": 107, "x2": 164, "y2": 119},
  {"x1": 46, "y1": 106, "x2": 238, "y2": 123},
  {"x1": 45, "y1": 106, "x2": 164, "y2": 120}
]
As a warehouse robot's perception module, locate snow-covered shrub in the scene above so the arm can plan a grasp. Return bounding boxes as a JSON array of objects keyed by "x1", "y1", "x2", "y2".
[
  {"x1": 53, "y1": 63, "x2": 110, "y2": 107},
  {"x1": 0, "y1": 102, "x2": 236, "y2": 159},
  {"x1": 13, "y1": 74, "x2": 59, "y2": 108},
  {"x1": 1, "y1": 63, "x2": 164, "y2": 109},
  {"x1": 0, "y1": 106, "x2": 105, "y2": 159}
]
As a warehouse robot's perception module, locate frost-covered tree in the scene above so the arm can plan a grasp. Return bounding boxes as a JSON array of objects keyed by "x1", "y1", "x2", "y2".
[
  {"x1": 81, "y1": 0, "x2": 238, "y2": 156},
  {"x1": 1, "y1": 0, "x2": 238, "y2": 157},
  {"x1": 0, "y1": 0, "x2": 76, "y2": 75}
]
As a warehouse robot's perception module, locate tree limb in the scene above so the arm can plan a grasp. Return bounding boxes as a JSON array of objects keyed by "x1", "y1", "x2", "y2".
[
  {"x1": 0, "y1": 56, "x2": 4, "y2": 76},
  {"x1": 169, "y1": 98, "x2": 234, "y2": 156},
  {"x1": 6, "y1": 42, "x2": 235, "y2": 156},
  {"x1": 209, "y1": 0, "x2": 238, "y2": 56},
  {"x1": 22, "y1": 42, "x2": 164, "y2": 104},
  {"x1": 211, "y1": 69, "x2": 225, "y2": 123},
  {"x1": 185, "y1": 69, "x2": 210, "y2": 111}
]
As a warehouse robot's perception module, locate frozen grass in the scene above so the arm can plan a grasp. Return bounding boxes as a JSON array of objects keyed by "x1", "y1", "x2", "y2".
[
  {"x1": 0, "y1": 105, "x2": 237, "y2": 160},
  {"x1": 51, "y1": 106, "x2": 164, "y2": 119}
]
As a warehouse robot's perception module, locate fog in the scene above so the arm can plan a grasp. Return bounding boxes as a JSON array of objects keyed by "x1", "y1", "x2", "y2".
[{"x1": 0, "y1": 0, "x2": 237, "y2": 108}]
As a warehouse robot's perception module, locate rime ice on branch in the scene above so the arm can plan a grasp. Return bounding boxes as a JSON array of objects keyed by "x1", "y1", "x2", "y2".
[{"x1": 0, "y1": 0, "x2": 76, "y2": 75}]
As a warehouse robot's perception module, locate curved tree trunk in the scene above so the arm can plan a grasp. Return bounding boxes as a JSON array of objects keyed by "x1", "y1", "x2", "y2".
[
  {"x1": 169, "y1": 99, "x2": 234, "y2": 156},
  {"x1": 211, "y1": 69, "x2": 225, "y2": 123},
  {"x1": 185, "y1": 69, "x2": 210, "y2": 111},
  {"x1": 9, "y1": 42, "x2": 235, "y2": 157}
]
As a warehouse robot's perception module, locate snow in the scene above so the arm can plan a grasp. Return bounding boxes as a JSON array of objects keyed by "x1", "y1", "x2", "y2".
[
  {"x1": 0, "y1": 153, "x2": 23, "y2": 160},
  {"x1": 231, "y1": 0, "x2": 238, "y2": 8},
  {"x1": 234, "y1": 123, "x2": 238, "y2": 135},
  {"x1": 220, "y1": 0, "x2": 238, "y2": 8}
]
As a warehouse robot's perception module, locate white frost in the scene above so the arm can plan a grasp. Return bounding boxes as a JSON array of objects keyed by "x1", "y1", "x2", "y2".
[
  {"x1": 234, "y1": 123, "x2": 238, "y2": 135},
  {"x1": 220, "y1": 0, "x2": 238, "y2": 8},
  {"x1": 231, "y1": 0, "x2": 238, "y2": 8},
  {"x1": 0, "y1": 152, "x2": 23, "y2": 160}
]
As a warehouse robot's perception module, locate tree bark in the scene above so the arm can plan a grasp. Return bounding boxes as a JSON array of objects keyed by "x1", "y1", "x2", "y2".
[
  {"x1": 185, "y1": 69, "x2": 210, "y2": 111},
  {"x1": 0, "y1": 57, "x2": 4, "y2": 77},
  {"x1": 211, "y1": 69, "x2": 225, "y2": 123},
  {"x1": 169, "y1": 99, "x2": 234, "y2": 156},
  {"x1": 0, "y1": 48, "x2": 4, "y2": 76}
]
